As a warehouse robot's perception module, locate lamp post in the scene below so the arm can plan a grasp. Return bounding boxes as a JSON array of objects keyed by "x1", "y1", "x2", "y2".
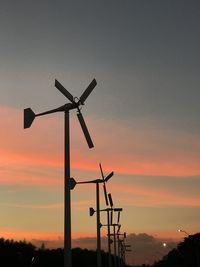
[{"x1": 178, "y1": 229, "x2": 189, "y2": 236}]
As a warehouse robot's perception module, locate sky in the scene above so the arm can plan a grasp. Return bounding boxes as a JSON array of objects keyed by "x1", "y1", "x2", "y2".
[{"x1": 0, "y1": 0, "x2": 200, "y2": 265}]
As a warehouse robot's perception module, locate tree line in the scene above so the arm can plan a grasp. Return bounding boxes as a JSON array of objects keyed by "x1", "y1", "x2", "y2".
[{"x1": 0, "y1": 237, "x2": 131, "y2": 267}]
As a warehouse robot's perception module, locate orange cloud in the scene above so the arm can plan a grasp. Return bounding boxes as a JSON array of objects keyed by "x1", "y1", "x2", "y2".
[
  {"x1": 0, "y1": 199, "x2": 94, "y2": 210},
  {"x1": 0, "y1": 202, "x2": 63, "y2": 209},
  {"x1": 0, "y1": 229, "x2": 63, "y2": 241},
  {"x1": 150, "y1": 230, "x2": 186, "y2": 240},
  {"x1": 109, "y1": 183, "x2": 200, "y2": 207},
  {"x1": 0, "y1": 105, "x2": 200, "y2": 189},
  {"x1": 0, "y1": 228, "x2": 95, "y2": 242}
]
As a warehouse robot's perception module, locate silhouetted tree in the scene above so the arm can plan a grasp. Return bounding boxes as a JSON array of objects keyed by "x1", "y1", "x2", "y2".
[
  {"x1": 152, "y1": 233, "x2": 200, "y2": 267},
  {"x1": 0, "y1": 237, "x2": 131, "y2": 267}
]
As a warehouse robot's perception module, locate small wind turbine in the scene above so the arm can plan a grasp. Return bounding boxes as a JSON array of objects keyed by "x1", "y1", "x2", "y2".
[
  {"x1": 116, "y1": 229, "x2": 127, "y2": 267},
  {"x1": 70, "y1": 163, "x2": 114, "y2": 267},
  {"x1": 117, "y1": 232, "x2": 131, "y2": 267},
  {"x1": 100, "y1": 192, "x2": 123, "y2": 267},
  {"x1": 106, "y1": 193, "x2": 123, "y2": 267},
  {"x1": 24, "y1": 78, "x2": 97, "y2": 267},
  {"x1": 90, "y1": 205, "x2": 122, "y2": 267}
]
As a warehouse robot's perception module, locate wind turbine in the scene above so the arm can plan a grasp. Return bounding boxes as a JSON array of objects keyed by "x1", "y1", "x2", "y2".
[
  {"x1": 115, "y1": 210, "x2": 125, "y2": 267},
  {"x1": 90, "y1": 205, "x2": 122, "y2": 267},
  {"x1": 99, "y1": 164, "x2": 113, "y2": 267},
  {"x1": 24, "y1": 78, "x2": 97, "y2": 267},
  {"x1": 121, "y1": 243, "x2": 131, "y2": 267},
  {"x1": 107, "y1": 193, "x2": 124, "y2": 267},
  {"x1": 117, "y1": 231, "x2": 127, "y2": 267},
  {"x1": 99, "y1": 192, "x2": 123, "y2": 267},
  {"x1": 70, "y1": 163, "x2": 114, "y2": 267}
]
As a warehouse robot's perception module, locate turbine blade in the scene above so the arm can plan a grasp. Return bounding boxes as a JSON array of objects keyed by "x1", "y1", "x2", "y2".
[
  {"x1": 99, "y1": 163, "x2": 105, "y2": 180},
  {"x1": 117, "y1": 224, "x2": 121, "y2": 233},
  {"x1": 24, "y1": 108, "x2": 35, "y2": 129},
  {"x1": 77, "y1": 112, "x2": 94, "y2": 148},
  {"x1": 108, "y1": 193, "x2": 113, "y2": 207},
  {"x1": 103, "y1": 184, "x2": 109, "y2": 206},
  {"x1": 110, "y1": 210, "x2": 113, "y2": 225},
  {"x1": 105, "y1": 171, "x2": 114, "y2": 182},
  {"x1": 117, "y1": 211, "x2": 120, "y2": 224},
  {"x1": 55, "y1": 79, "x2": 75, "y2": 103},
  {"x1": 79, "y1": 79, "x2": 97, "y2": 104}
]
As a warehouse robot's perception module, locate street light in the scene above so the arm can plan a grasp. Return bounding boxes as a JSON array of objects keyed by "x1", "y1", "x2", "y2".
[
  {"x1": 24, "y1": 78, "x2": 97, "y2": 267},
  {"x1": 178, "y1": 229, "x2": 189, "y2": 236}
]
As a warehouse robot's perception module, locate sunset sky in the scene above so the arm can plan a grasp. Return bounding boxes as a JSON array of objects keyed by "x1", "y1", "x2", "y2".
[{"x1": 0, "y1": 0, "x2": 200, "y2": 265}]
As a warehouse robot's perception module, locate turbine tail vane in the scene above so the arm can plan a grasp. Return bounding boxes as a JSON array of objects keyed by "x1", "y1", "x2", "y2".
[
  {"x1": 69, "y1": 178, "x2": 77, "y2": 190},
  {"x1": 77, "y1": 112, "x2": 94, "y2": 148},
  {"x1": 24, "y1": 108, "x2": 36, "y2": 129}
]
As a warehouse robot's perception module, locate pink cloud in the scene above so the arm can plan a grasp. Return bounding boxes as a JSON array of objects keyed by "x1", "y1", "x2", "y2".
[
  {"x1": 109, "y1": 183, "x2": 200, "y2": 207},
  {"x1": 0, "y1": 105, "x2": 200, "y2": 190},
  {"x1": 0, "y1": 229, "x2": 63, "y2": 241},
  {"x1": 0, "y1": 202, "x2": 63, "y2": 209},
  {"x1": 0, "y1": 228, "x2": 94, "y2": 242},
  {"x1": 0, "y1": 199, "x2": 94, "y2": 211}
]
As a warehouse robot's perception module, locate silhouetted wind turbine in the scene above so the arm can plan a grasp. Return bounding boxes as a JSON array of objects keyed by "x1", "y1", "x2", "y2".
[
  {"x1": 117, "y1": 232, "x2": 131, "y2": 267},
  {"x1": 24, "y1": 78, "x2": 97, "y2": 267},
  {"x1": 106, "y1": 193, "x2": 124, "y2": 267},
  {"x1": 100, "y1": 164, "x2": 112, "y2": 267},
  {"x1": 90, "y1": 205, "x2": 122, "y2": 267},
  {"x1": 116, "y1": 209, "x2": 125, "y2": 267},
  {"x1": 70, "y1": 163, "x2": 114, "y2": 267},
  {"x1": 117, "y1": 232, "x2": 127, "y2": 267},
  {"x1": 99, "y1": 192, "x2": 123, "y2": 267}
]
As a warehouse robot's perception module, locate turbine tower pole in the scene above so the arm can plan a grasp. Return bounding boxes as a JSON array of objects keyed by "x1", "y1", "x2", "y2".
[
  {"x1": 96, "y1": 182, "x2": 101, "y2": 267},
  {"x1": 113, "y1": 225, "x2": 117, "y2": 267},
  {"x1": 65, "y1": 110, "x2": 71, "y2": 267},
  {"x1": 107, "y1": 209, "x2": 112, "y2": 267}
]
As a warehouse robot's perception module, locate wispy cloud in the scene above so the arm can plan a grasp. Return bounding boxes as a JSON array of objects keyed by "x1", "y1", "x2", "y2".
[
  {"x1": 1, "y1": 105, "x2": 200, "y2": 211},
  {"x1": 0, "y1": 202, "x2": 63, "y2": 209},
  {"x1": 1, "y1": 105, "x2": 200, "y2": 187},
  {"x1": 109, "y1": 183, "x2": 200, "y2": 207},
  {"x1": 0, "y1": 199, "x2": 94, "y2": 210}
]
